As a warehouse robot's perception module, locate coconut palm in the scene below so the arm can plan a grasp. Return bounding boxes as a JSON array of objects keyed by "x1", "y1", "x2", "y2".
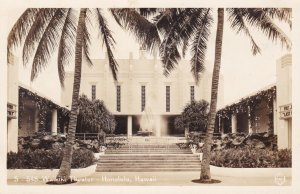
[
  {"x1": 112, "y1": 8, "x2": 291, "y2": 182},
  {"x1": 8, "y1": 8, "x2": 123, "y2": 183}
]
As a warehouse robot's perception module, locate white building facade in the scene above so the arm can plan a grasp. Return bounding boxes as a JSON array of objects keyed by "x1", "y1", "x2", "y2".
[
  {"x1": 216, "y1": 54, "x2": 292, "y2": 149},
  {"x1": 61, "y1": 50, "x2": 224, "y2": 137}
]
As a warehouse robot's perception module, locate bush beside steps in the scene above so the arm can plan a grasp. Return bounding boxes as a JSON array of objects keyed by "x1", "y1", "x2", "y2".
[{"x1": 7, "y1": 148, "x2": 95, "y2": 169}]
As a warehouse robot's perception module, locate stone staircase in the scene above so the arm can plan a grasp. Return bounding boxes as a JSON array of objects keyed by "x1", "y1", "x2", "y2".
[{"x1": 96, "y1": 143, "x2": 201, "y2": 172}]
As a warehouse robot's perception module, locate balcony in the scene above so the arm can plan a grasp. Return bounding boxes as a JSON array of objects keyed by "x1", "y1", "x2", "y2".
[{"x1": 7, "y1": 102, "x2": 17, "y2": 119}]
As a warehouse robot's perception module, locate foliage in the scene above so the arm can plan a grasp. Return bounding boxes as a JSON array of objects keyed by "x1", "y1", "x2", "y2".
[
  {"x1": 180, "y1": 132, "x2": 277, "y2": 152},
  {"x1": 210, "y1": 147, "x2": 291, "y2": 168},
  {"x1": 7, "y1": 148, "x2": 95, "y2": 169},
  {"x1": 175, "y1": 100, "x2": 209, "y2": 133},
  {"x1": 217, "y1": 86, "x2": 276, "y2": 117},
  {"x1": 105, "y1": 134, "x2": 128, "y2": 149},
  {"x1": 77, "y1": 95, "x2": 116, "y2": 134},
  {"x1": 18, "y1": 86, "x2": 70, "y2": 132},
  {"x1": 217, "y1": 86, "x2": 276, "y2": 133}
]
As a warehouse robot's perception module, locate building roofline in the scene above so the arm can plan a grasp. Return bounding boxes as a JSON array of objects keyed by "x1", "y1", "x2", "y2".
[
  {"x1": 218, "y1": 83, "x2": 276, "y2": 111},
  {"x1": 18, "y1": 82, "x2": 67, "y2": 109}
]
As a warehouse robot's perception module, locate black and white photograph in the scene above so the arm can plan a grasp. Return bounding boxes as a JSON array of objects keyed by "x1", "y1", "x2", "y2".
[{"x1": 1, "y1": 1, "x2": 299, "y2": 194}]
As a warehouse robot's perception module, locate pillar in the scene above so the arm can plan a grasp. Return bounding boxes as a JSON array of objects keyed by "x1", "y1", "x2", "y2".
[
  {"x1": 155, "y1": 115, "x2": 161, "y2": 137},
  {"x1": 248, "y1": 106, "x2": 253, "y2": 134},
  {"x1": 34, "y1": 109, "x2": 39, "y2": 132},
  {"x1": 273, "y1": 97, "x2": 277, "y2": 135},
  {"x1": 231, "y1": 113, "x2": 237, "y2": 134},
  {"x1": 7, "y1": 55, "x2": 19, "y2": 152},
  {"x1": 218, "y1": 116, "x2": 221, "y2": 133},
  {"x1": 51, "y1": 109, "x2": 58, "y2": 135},
  {"x1": 127, "y1": 115, "x2": 132, "y2": 137}
]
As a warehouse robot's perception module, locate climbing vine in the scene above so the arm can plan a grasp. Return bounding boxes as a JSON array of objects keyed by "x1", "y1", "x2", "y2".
[
  {"x1": 217, "y1": 86, "x2": 276, "y2": 133},
  {"x1": 18, "y1": 86, "x2": 69, "y2": 132}
]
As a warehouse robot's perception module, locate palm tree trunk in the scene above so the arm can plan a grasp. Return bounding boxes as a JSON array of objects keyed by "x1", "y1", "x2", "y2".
[
  {"x1": 200, "y1": 8, "x2": 224, "y2": 182},
  {"x1": 56, "y1": 8, "x2": 87, "y2": 182}
]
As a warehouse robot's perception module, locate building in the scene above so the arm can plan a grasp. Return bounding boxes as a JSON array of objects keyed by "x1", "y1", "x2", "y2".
[
  {"x1": 7, "y1": 50, "x2": 291, "y2": 151},
  {"x1": 216, "y1": 54, "x2": 292, "y2": 149},
  {"x1": 7, "y1": 55, "x2": 67, "y2": 152},
  {"x1": 61, "y1": 49, "x2": 224, "y2": 137}
]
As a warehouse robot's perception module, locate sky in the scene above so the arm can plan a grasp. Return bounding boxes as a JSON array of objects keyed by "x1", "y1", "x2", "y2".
[{"x1": 6, "y1": 8, "x2": 291, "y2": 106}]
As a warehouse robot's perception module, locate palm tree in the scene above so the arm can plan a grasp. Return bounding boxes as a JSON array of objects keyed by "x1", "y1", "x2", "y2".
[
  {"x1": 7, "y1": 8, "x2": 122, "y2": 183},
  {"x1": 112, "y1": 8, "x2": 291, "y2": 182}
]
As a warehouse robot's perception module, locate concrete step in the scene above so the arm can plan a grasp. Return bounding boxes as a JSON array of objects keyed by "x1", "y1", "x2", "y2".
[
  {"x1": 107, "y1": 148, "x2": 188, "y2": 150},
  {"x1": 98, "y1": 160, "x2": 201, "y2": 164},
  {"x1": 97, "y1": 143, "x2": 199, "y2": 172},
  {"x1": 96, "y1": 167, "x2": 201, "y2": 172},
  {"x1": 97, "y1": 163, "x2": 201, "y2": 168},
  {"x1": 100, "y1": 155, "x2": 199, "y2": 159},
  {"x1": 117, "y1": 145, "x2": 181, "y2": 148},
  {"x1": 105, "y1": 151, "x2": 192, "y2": 154}
]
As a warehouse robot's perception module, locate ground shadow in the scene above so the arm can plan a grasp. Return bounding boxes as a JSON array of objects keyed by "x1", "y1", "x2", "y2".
[{"x1": 192, "y1": 179, "x2": 222, "y2": 184}]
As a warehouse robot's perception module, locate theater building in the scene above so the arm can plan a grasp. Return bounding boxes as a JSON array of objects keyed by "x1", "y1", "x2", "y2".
[
  {"x1": 61, "y1": 49, "x2": 224, "y2": 138},
  {"x1": 7, "y1": 50, "x2": 292, "y2": 152}
]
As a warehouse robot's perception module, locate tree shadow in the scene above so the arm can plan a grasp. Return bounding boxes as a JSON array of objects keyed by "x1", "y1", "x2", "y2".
[{"x1": 191, "y1": 179, "x2": 221, "y2": 184}]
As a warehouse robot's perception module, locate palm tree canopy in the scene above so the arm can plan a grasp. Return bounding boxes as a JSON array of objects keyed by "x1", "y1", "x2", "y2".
[
  {"x1": 112, "y1": 8, "x2": 291, "y2": 83},
  {"x1": 7, "y1": 8, "x2": 120, "y2": 87}
]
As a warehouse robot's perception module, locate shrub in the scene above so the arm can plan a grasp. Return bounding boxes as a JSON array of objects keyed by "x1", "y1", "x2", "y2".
[
  {"x1": 210, "y1": 147, "x2": 291, "y2": 168},
  {"x1": 7, "y1": 148, "x2": 95, "y2": 169},
  {"x1": 175, "y1": 100, "x2": 209, "y2": 133}
]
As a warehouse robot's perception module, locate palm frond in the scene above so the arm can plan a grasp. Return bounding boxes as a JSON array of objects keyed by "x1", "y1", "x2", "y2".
[
  {"x1": 227, "y1": 8, "x2": 261, "y2": 55},
  {"x1": 57, "y1": 9, "x2": 77, "y2": 87},
  {"x1": 190, "y1": 9, "x2": 212, "y2": 83},
  {"x1": 82, "y1": 9, "x2": 93, "y2": 66},
  {"x1": 153, "y1": 8, "x2": 178, "y2": 36},
  {"x1": 263, "y1": 8, "x2": 292, "y2": 29},
  {"x1": 95, "y1": 8, "x2": 118, "y2": 80},
  {"x1": 158, "y1": 8, "x2": 205, "y2": 76},
  {"x1": 30, "y1": 9, "x2": 69, "y2": 81},
  {"x1": 110, "y1": 8, "x2": 161, "y2": 53},
  {"x1": 137, "y1": 8, "x2": 164, "y2": 18},
  {"x1": 7, "y1": 8, "x2": 40, "y2": 64},
  {"x1": 182, "y1": 39, "x2": 189, "y2": 58},
  {"x1": 22, "y1": 8, "x2": 57, "y2": 67},
  {"x1": 242, "y1": 8, "x2": 292, "y2": 50}
]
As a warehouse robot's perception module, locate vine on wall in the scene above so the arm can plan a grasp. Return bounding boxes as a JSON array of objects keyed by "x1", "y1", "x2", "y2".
[
  {"x1": 18, "y1": 86, "x2": 69, "y2": 132},
  {"x1": 217, "y1": 86, "x2": 276, "y2": 133}
]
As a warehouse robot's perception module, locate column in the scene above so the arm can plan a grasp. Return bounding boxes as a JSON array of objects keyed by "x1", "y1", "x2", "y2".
[
  {"x1": 34, "y1": 109, "x2": 39, "y2": 132},
  {"x1": 127, "y1": 115, "x2": 132, "y2": 137},
  {"x1": 155, "y1": 115, "x2": 161, "y2": 137},
  {"x1": 273, "y1": 97, "x2": 277, "y2": 135},
  {"x1": 218, "y1": 116, "x2": 222, "y2": 133},
  {"x1": 231, "y1": 113, "x2": 237, "y2": 134},
  {"x1": 51, "y1": 109, "x2": 58, "y2": 135},
  {"x1": 7, "y1": 54, "x2": 19, "y2": 152},
  {"x1": 248, "y1": 106, "x2": 253, "y2": 134}
]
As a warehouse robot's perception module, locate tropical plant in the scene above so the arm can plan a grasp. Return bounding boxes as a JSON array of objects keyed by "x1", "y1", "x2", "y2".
[
  {"x1": 8, "y1": 8, "x2": 120, "y2": 183},
  {"x1": 77, "y1": 94, "x2": 116, "y2": 134},
  {"x1": 112, "y1": 8, "x2": 291, "y2": 182},
  {"x1": 7, "y1": 148, "x2": 95, "y2": 169},
  {"x1": 175, "y1": 100, "x2": 209, "y2": 134}
]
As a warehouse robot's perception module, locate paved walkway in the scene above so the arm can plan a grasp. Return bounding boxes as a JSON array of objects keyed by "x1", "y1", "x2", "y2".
[{"x1": 7, "y1": 171, "x2": 291, "y2": 186}]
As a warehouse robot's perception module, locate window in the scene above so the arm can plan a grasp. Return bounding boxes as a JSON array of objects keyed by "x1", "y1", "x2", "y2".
[
  {"x1": 166, "y1": 86, "x2": 170, "y2": 112},
  {"x1": 141, "y1": 85, "x2": 146, "y2": 112},
  {"x1": 91, "y1": 85, "x2": 96, "y2": 101},
  {"x1": 190, "y1": 86, "x2": 195, "y2": 102},
  {"x1": 116, "y1": 85, "x2": 121, "y2": 112}
]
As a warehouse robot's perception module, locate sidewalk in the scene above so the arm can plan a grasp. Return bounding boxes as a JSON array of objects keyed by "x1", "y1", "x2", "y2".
[{"x1": 7, "y1": 171, "x2": 291, "y2": 186}]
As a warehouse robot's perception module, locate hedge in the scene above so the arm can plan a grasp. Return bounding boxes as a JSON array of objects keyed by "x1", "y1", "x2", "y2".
[
  {"x1": 210, "y1": 147, "x2": 291, "y2": 168},
  {"x1": 7, "y1": 148, "x2": 95, "y2": 169}
]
